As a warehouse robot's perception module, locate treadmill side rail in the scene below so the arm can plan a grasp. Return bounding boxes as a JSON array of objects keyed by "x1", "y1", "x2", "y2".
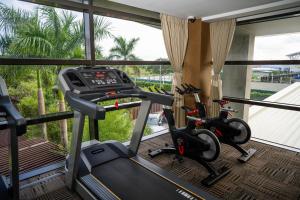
[
  {"x1": 80, "y1": 175, "x2": 120, "y2": 200},
  {"x1": 131, "y1": 156, "x2": 219, "y2": 200},
  {"x1": 66, "y1": 111, "x2": 85, "y2": 189},
  {"x1": 129, "y1": 100, "x2": 152, "y2": 155}
]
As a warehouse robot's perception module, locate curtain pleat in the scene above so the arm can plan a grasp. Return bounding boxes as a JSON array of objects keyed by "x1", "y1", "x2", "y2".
[
  {"x1": 210, "y1": 19, "x2": 235, "y2": 117},
  {"x1": 160, "y1": 14, "x2": 188, "y2": 127}
]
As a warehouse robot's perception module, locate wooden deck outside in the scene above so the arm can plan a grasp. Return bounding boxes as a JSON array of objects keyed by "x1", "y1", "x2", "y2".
[{"x1": 4, "y1": 133, "x2": 299, "y2": 200}]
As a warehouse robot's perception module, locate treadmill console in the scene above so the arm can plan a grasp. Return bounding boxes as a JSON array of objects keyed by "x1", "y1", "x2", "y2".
[
  {"x1": 59, "y1": 66, "x2": 173, "y2": 119},
  {"x1": 81, "y1": 71, "x2": 122, "y2": 87},
  {"x1": 62, "y1": 67, "x2": 136, "y2": 95}
]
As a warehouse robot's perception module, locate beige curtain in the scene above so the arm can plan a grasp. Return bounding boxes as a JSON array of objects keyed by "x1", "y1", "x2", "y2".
[
  {"x1": 210, "y1": 19, "x2": 235, "y2": 116},
  {"x1": 161, "y1": 14, "x2": 188, "y2": 127}
]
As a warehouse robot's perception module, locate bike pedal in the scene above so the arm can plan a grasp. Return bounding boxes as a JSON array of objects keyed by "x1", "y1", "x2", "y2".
[{"x1": 238, "y1": 148, "x2": 256, "y2": 163}]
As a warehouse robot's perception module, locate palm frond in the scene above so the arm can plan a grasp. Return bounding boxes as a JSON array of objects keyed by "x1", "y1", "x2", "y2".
[
  {"x1": 0, "y1": 3, "x2": 31, "y2": 35},
  {"x1": 0, "y1": 34, "x2": 12, "y2": 55},
  {"x1": 10, "y1": 17, "x2": 53, "y2": 57},
  {"x1": 127, "y1": 38, "x2": 139, "y2": 53},
  {"x1": 40, "y1": 7, "x2": 61, "y2": 40},
  {"x1": 107, "y1": 54, "x2": 122, "y2": 60},
  {"x1": 127, "y1": 54, "x2": 139, "y2": 61},
  {"x1": 94, "y1": 16, "x2": 113, "y2": 40},
  {"x1": 108, "y1": 36, "x2": 139, "y2": 60}
]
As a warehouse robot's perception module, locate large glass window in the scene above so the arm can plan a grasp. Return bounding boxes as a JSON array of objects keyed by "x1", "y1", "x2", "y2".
[
  {"x1": 223, "y1": 16, "x2": 300, "y2": 149},
  {"x1": 93, "y1": 14, "x2": 168, "y2": 61},
  {"x1": 0, "y1": 1, "x2": 172, "y2": 148},
  {"x1": 224, "y1": 15, "x2": 300, "y2": 101},
  {"x1": 0, "y1": 0, "x2": 85, "y2": 59}
]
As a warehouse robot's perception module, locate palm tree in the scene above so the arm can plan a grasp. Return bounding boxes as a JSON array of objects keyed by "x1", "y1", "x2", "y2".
[
  {"x1": 0, "y1": 34, "x2": 12, "y2": 55},
  {"x1": 108, "y1": 36, "x2": 139, "y2": 60},
  {"x1": 0, "y1": 4, "x2": 112, "y2": 146}
]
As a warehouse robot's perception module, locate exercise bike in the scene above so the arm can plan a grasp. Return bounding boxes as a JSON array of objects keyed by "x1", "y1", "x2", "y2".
[
  {"x1": 178, "y1": 84, "x2": 256, "y2": 162},
  {"x1": 148, "y1": 87, "x2": 230, "y2": 186}
]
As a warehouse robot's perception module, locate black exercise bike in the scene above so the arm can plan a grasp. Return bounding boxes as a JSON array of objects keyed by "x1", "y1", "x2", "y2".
[
  {"x1": 178, "y1": 84, "x2": 256, "y2": 162},
  {"x1": 148, "y1": 87, "x2": 230, "y2": 186}
]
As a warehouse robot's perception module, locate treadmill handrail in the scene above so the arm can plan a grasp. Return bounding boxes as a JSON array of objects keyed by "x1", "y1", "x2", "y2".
[
  {"x1": 0, "y1": 96, "x2": 26, "y2": 136},
  {"x1": 65, "y1": 91, "x2": 105, "y2": 120},
  {"x1": 91, "y1": 93, "x2": 146, "y2": 103},
  {"x1": 140, "y1": 90, "x2": 173, "y2": 106}
]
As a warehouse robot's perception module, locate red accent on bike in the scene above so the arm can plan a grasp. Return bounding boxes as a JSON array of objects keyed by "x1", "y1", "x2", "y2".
[
  {"x1": 115, "y1": 99, "x2": 119, "y2": 109},
  {"x1": 187, "y1": 109, "x2": 198, "y2": 116},
  {"x1": 215, "y1": 129, "x2": 223, "y2": 137},
  {"x1": 178, "y1": 145, "x2": 185, "y2": 155},
  {"x1": 195, "y1": 120, "x2": 202, "y2": 127},
  {"x1": 218, "y1": 100, "x2": 229, "y2": 108}
]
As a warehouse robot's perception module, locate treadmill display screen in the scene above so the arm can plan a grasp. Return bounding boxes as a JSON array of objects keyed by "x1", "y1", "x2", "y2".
[{"x1": 81, "y1": 71, "x2": 122, "y2": 87}]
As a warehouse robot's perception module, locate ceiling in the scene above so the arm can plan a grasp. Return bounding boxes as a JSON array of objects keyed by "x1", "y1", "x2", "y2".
[
  {"x1": 109, "y1": 0, "x2": 300, "y2": 21},
  {"x1": 237, "y1": 15, "x2": 300, "y2": 36}
]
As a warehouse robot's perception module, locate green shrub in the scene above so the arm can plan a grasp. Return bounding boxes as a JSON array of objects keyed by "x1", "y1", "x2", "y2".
[
  {"x1": 18, "y1": 96, "x2": 38, "y2": 117},
  {"x1": 250, "y1": 90, "x2": 275, "y2": 101},
  {"x1": 136, "y1": 81, "x2": 172, "y2": 92}
]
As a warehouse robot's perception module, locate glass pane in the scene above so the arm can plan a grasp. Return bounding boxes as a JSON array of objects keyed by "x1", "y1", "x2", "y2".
[
  {"x1": 222, "y1": 64, "x2": 300, "y2": 150},
  {"x1": 93, "y1": 14, "x2": 168, "y2": 61},
  {"x1": 254, "y1": 33, "x2": 300, "y2": 60},
  {"x1": 222, "y1": 64, "x2": 300, "y2": 102},
  {"x1": 91, "y1": 65, "x2": 173, "y2": 142},
  {"x1": 0, "y1": 0, "x2": 84, "y2": 59},
  {"x1": 0, "y1": 65, "x2": 173, "y2": 147},
  {"x1": 235, "y1": 15, "x2": 300, "y2": 61}
]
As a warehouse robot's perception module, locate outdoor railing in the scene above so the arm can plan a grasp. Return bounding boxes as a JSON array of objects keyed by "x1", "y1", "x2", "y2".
[{"x1": 223, "y1": 96, "x2": 300, "y2": 111}]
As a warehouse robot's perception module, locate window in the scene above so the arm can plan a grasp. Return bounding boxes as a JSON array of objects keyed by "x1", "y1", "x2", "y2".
[
  {"x1": 93, "y1": 14, "x2": 167, "y2": 61},
  {"x1": 0, "y1": 0, "x2": 84, "y2": 59},
  {"x1": 223, "y1": 16, "x2": 300, "y2": 149},
  {"x1": 0, "y1": 1, "x2": 172, "y2": 147}
]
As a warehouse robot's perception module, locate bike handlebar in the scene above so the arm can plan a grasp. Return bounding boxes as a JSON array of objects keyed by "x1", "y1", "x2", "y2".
[
  {"x1": 175, "y1": 84, "x2": 202, "y2": 95},
  {"x1": 213, "y1": 99, "x2": 229, "y2": 107}
]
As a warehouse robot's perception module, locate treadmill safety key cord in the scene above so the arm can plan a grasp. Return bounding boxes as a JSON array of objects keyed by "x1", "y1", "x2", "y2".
[{"x1": 115, "y1": 99, "x2": 119, "y2": 109}]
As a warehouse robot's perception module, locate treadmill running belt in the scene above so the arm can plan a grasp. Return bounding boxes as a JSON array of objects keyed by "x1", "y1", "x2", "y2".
[{"x1": 91, "y1": 158, "x2": 203, "y2": 200}]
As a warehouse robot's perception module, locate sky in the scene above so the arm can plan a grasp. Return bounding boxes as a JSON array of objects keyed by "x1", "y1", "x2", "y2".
[
  {"x1": 254, "y1": 33, "x2": 300, "y2": 60},
  {"x1": 1, "y1": 0, "x2": 300, "y2": 60}
]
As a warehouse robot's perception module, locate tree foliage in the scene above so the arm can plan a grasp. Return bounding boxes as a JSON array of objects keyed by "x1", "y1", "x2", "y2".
[{"x1": 108, "y1": 36, "x2": 139, "y2": 60}]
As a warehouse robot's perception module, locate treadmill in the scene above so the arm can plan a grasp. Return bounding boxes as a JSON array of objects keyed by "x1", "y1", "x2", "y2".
[
  {"x1": 0, "y1": 76, "x2": 27, "y2": 200},
  {"x1": 59, "y1": 66, "x2": 217, "y2": 200}
]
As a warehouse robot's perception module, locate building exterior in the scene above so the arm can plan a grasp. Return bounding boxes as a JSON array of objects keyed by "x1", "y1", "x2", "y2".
[{"x1": 249, "y1": 82, "x2": 300, "y2": 149}]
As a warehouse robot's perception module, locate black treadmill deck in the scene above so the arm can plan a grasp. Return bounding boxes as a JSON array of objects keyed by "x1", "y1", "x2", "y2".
[
  {"x1": 78, "y1": 143, "x2": 206, "y2": 200},
  {"x1": 91, "y1": 158, "x2": 204, "y2": 200}
]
